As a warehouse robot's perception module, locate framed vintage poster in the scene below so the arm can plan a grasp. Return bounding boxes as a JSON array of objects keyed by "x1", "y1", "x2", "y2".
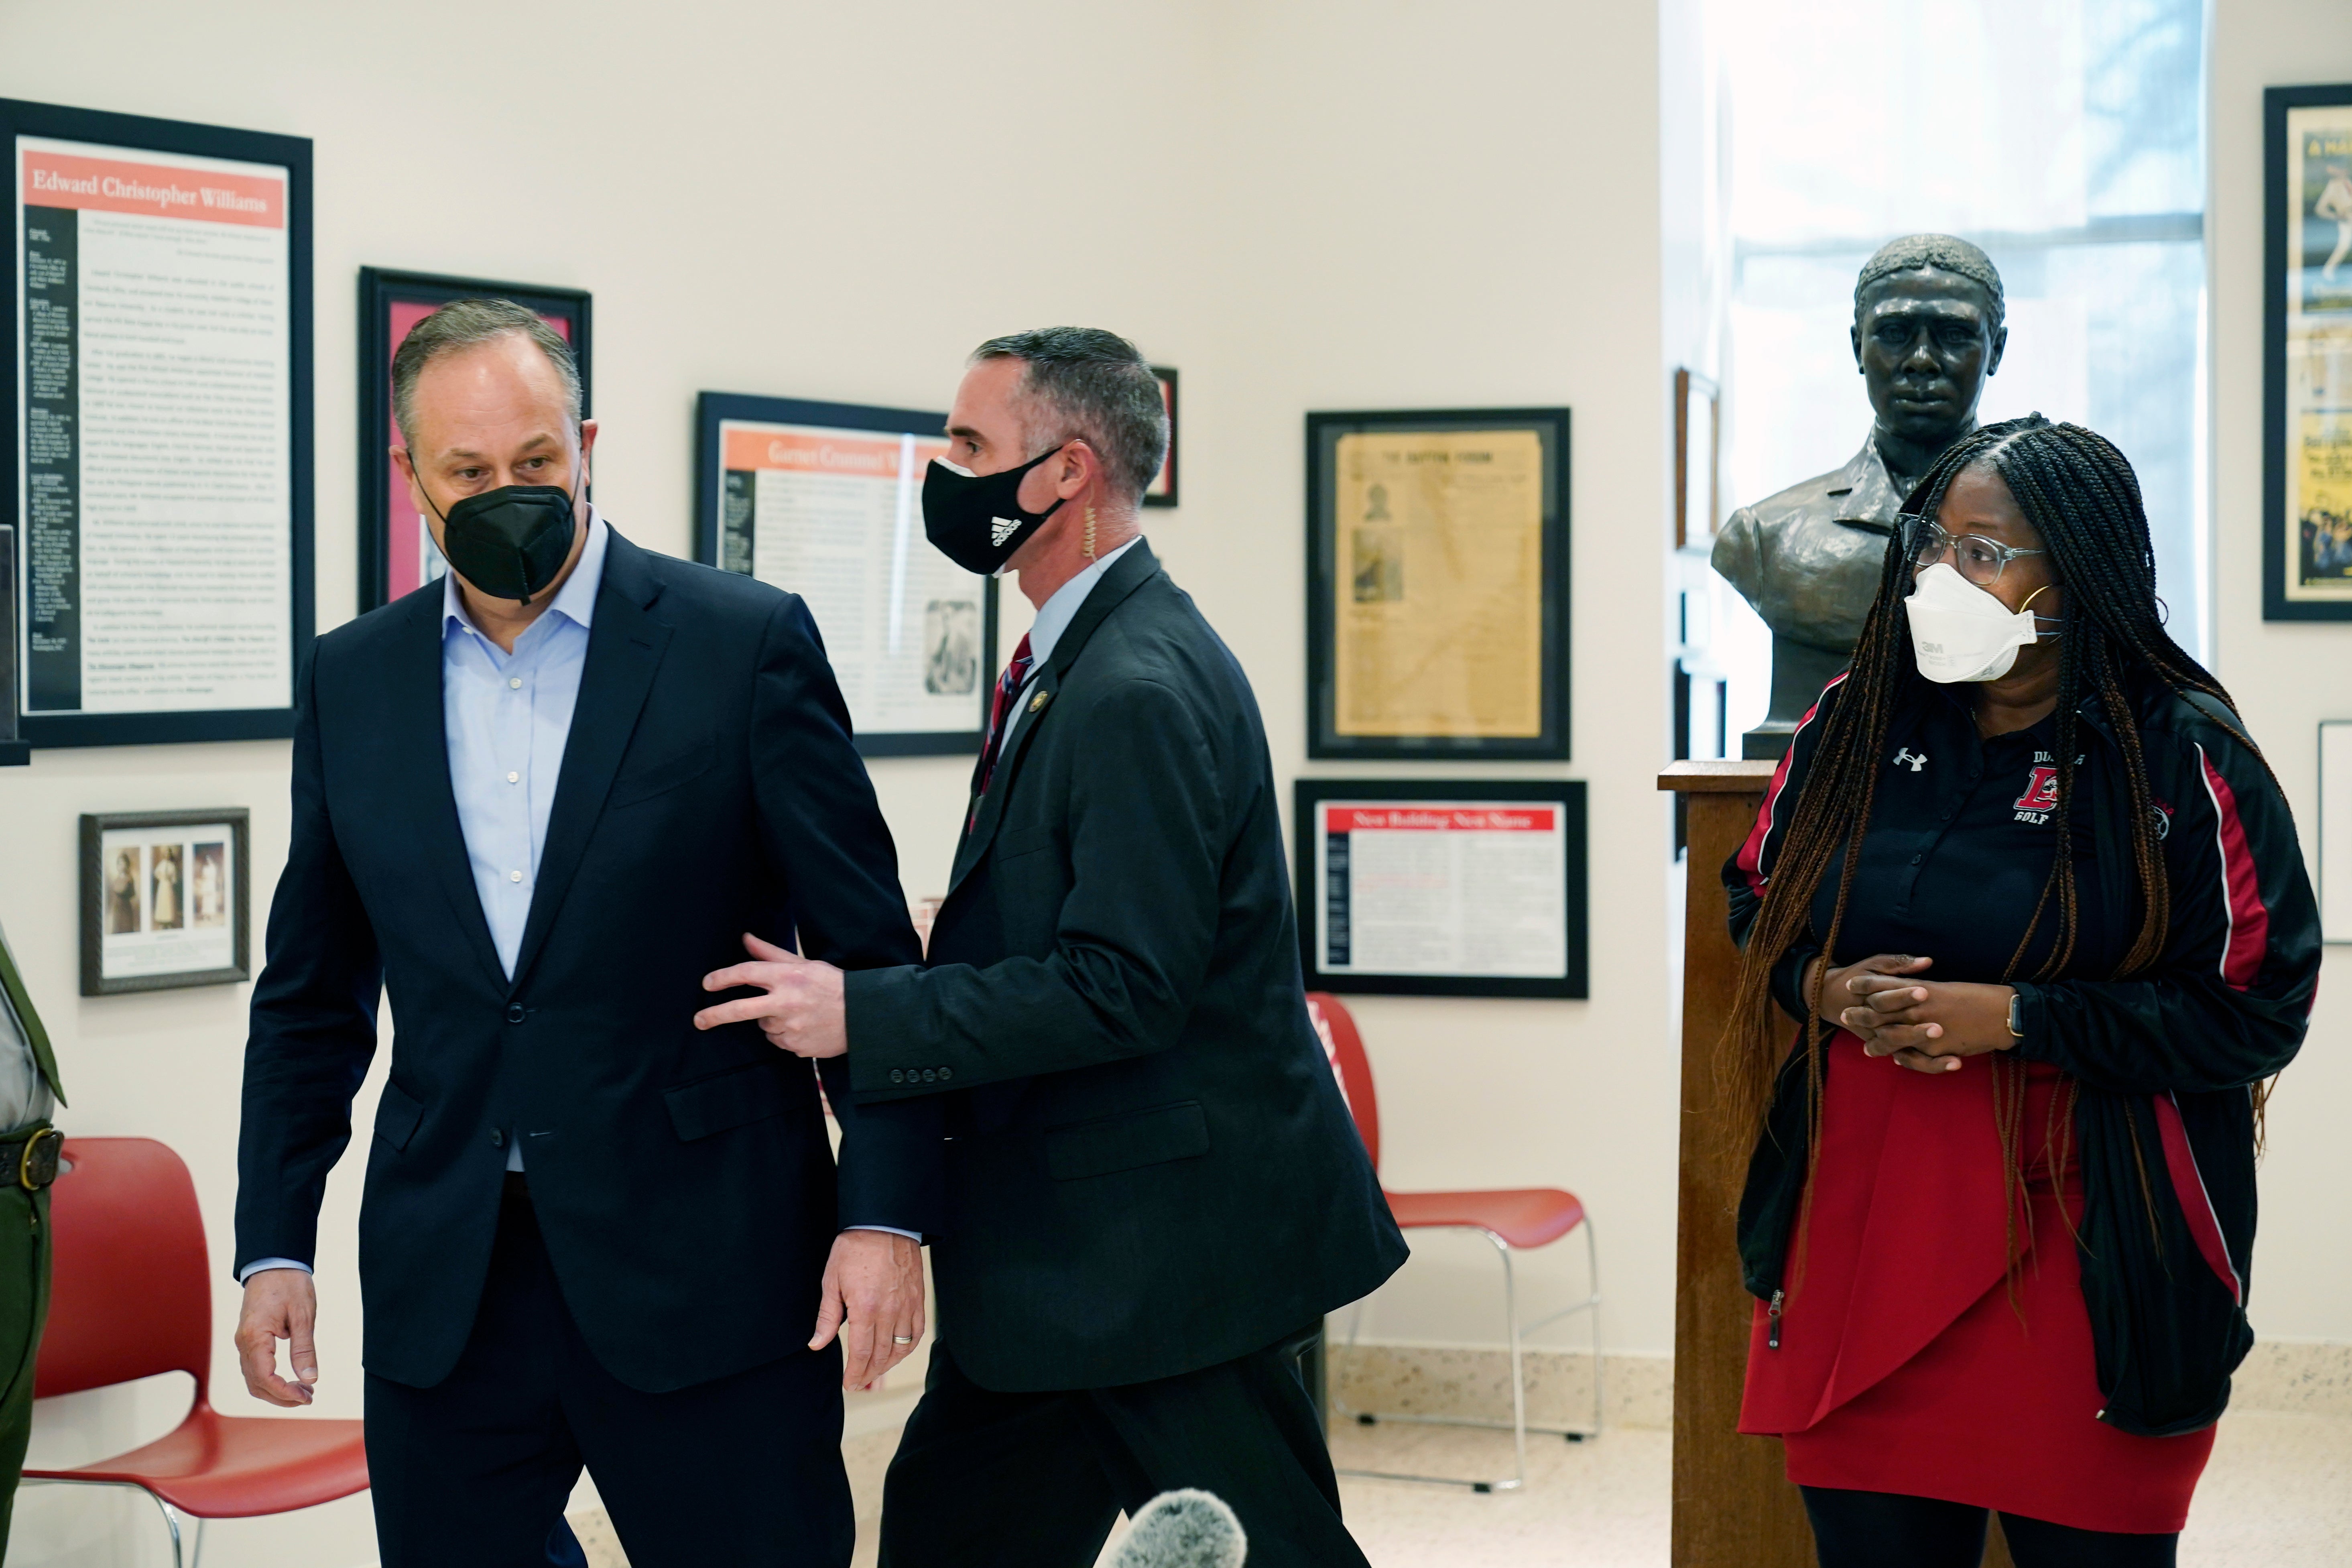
[
  {"x1": 2323, "y1": 720, "x2": 2351, "y2": 943},
  {"x1": 694, "y1": 393, "x2": 995, "y2": 757},
  {"x1": 1293, "y1": 779, "x2": 1588, "y2": 999},
  {"x1": 5, "y1": 99, "x2": 313, "y2": 748},
  {"x1": 1306, "y1": 407, "x2": 1571, "y2": 760},
  {"x1": 2266, "y1": 85, "x2": 2352, "y2": 620},
  {"x1": 1144, "y1": 365, "x2": 1179, "y2": 508},
  {"x1": 79, "y1": 807, "x2": 251, "y2": 995},
  {"x1": 1675, "y1": 368, "x2": 1719, "y2": 550},
  {"x1": 358, "y1": 269, "x2": 590, "y2": 612}
]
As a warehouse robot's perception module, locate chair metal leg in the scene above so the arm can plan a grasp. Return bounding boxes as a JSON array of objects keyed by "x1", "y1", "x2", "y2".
[
  {"x1": 1333, "y1": 1218, "x2": 1604, "y2": 1493},
  {"x1": 20, "y1": 1477, "x2": 195, "y2": 1568}
]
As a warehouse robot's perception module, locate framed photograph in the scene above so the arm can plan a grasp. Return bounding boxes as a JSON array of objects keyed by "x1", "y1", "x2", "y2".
[
  {"x1": 694, "y1": 393, "x2": 996, "y2": 757},
  {"x1": 358, "y1": 269, "x2": 591, "y2": 612},
  {"x1": 0, "y1": 524, "x2": 23, "y2": 765},
  {"x1": 1293, "y1": 779, "x2": 1588, "y2": 999},
  {"x1": 1144, "y1": 366, "x2": 1179, "y2": 508},
  {"x1": 79, "y1": 807, "x2": 251, "y2": 995},
  {"x1": 1306, "y1": 407, "x2": 1571, "y2": 761},
  {"x1": 5, "y1": 98, "x2": 313, "y2": 747},
  {"x1": 2323, "y1": 720, "x2": 2352, "y2": 943},
  {"x1": 1675, "y1": 368, "x2": 1720, "y2": 550},
  {"x1": 2265, "y1": 85, "x2": 2352, "y2": 620}
]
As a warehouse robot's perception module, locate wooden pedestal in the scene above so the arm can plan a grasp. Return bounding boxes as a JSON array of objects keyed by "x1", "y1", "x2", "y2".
[{"x1": 1661, "y1": 762, "x2": 2013, "y2": 1568}]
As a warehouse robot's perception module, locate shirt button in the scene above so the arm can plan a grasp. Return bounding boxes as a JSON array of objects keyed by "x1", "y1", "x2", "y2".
[
  {"x1": 889, "y1": 1070, "x2": 905, "y2": 1084},
  {"x1": 490, "y1": 1129, "x2": 506, "y2": 1147},
  {"x1": 507, "y1": 771, "x2": 520, "y2": 784},
  {"x1": 509, "y1": 676, "x2": 523, "y2": 689},
  {"x1": 509, "y1": 869, "x2": 524, "y2": 883},
  {"x1": 506, "y1": 1004, "x2": 527, "y2": 1024}
]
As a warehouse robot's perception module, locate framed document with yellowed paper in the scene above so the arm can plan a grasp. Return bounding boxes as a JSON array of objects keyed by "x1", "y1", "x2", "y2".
[
  {"x1": 2266, "y1": 85, "x2": 2352, "y2": 620},
  {"x1": 1306, "y1": 407, "x2": 1570, "y2": 759}
]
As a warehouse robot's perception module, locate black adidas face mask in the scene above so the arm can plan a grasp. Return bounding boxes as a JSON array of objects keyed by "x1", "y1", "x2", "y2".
[
  {"x1": 921, "y1": 445, "x2": 1068, "y2": 575},
  {"x1": 422, "y1": 476, "x2": 581, "y2": 604}
]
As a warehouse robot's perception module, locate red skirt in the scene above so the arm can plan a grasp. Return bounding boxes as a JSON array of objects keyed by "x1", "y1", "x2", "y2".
[{"x1": 1737, "y1": 1034, "x2": 2213, "y2": 1534}]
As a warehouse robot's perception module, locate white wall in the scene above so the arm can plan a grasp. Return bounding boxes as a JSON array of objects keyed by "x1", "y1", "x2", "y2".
[
  {"x1": 0, "y1": 3, "x2": 1671, "y2": 1563},
  {"x1": 2207, "y1": 0, "x2": 2352, "y2": 1346}
]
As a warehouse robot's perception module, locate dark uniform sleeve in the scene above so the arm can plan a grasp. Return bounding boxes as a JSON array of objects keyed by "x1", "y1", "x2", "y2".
[
  {"x1": 234, "y1": 646, "x2": 384, "y2": 1277},
  {"x1": 840, "y1": 677, "x2": 1224, "y2": 1094},
  {"x1": 2014, "y1": 719, "x2": 2320, "y2": 1094},
  {"x1": 747, "y1": 595, "x2": 944, "y2": 1237},
  {"x1": 1722, "y1": 672, "x2": 1847, "y2": 1021}
]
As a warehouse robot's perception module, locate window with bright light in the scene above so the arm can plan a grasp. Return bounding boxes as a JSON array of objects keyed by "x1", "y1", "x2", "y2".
[{"x1": 1682, "y1": 0, "x2": 2209, "y2": 754}]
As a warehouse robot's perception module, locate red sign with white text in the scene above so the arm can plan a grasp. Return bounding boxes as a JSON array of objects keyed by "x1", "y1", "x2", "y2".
[
  {"x1": 20, "y1": 148, "x2": 283, "y2": 229},
  {"x1": 1325, "y1": 806, "x2": 1557, "y2": 834}
]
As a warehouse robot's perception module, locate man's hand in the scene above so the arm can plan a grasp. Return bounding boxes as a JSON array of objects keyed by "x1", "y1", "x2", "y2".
[
  {"x1": 1809, "y1": 953, "x2": 2017, "y2": 1074},
  {"x1": 235, "y1": 1268, "x2": 319, "y2": 1406},
  {"x1": 695, "y1": 932, "x2": 847, "y2": 1058},
  {"x1": 811, "y1": 1230, "x2": 925, "y2": 1390}
]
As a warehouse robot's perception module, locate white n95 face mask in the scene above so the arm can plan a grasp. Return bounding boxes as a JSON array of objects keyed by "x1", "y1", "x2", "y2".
[{"x1": 1905, "y1": 563, "x2": 2050, "y2": 683}]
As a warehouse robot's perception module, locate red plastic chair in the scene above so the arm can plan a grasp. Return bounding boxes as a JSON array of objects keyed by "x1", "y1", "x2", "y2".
[
  {"x1": 1307, "y1": 994, "x2": 1602, "y2": 1493},
  {"x1": 23, "y1": 1138, "x2": 368, "y2": 1566}
]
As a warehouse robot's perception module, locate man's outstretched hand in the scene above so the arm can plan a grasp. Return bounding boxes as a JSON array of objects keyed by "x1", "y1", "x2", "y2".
[
  {"x1": 812, "y1": 1229, "x2": 925, "y2": 1390},
  {"x1": 236, "y1": 1268, "x2": 319, "y2": 1406},
  {"x1": 696, "y1": 933, "x2": 848, "y2": 1059}
]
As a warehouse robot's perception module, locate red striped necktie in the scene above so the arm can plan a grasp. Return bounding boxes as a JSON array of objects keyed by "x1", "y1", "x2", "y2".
[{"x1": 972, "y1": 632, "x2": 1036, "y2": 808}]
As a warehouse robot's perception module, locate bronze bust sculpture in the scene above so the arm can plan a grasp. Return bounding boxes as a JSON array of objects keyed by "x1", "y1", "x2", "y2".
[{"x1": 1711, "y1": 234, "x2": 2008, "y2": 755}]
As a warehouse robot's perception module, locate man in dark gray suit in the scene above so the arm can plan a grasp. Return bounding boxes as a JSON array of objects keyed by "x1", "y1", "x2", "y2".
[{"x1": 697, "y1": 327, "x2": 1405, "y2": 1567}]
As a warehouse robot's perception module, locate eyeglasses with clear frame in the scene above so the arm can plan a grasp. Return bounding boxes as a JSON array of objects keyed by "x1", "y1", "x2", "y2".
[{"x1": 1904, "y1": 515, "x2": 2049, "y2": 586}]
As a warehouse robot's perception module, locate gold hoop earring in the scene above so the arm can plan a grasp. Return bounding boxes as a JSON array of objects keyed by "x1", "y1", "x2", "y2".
[{"x1": 1084, "y1": 504, "x2": 1097, "y2": 562}]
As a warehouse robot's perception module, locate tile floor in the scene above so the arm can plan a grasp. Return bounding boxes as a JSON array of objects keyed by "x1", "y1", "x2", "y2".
[{"x1": 570, "y1": 1405, "x2": 2351, "y2": 1566}]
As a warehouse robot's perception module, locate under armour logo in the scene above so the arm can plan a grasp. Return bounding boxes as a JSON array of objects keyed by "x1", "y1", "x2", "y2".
[
  {"x1": 990, "y1": 517, "x2": 1021, "y2": 546},
  {"x1": 1892, "y1": 748, "x2": 1929, "y2": 773}
]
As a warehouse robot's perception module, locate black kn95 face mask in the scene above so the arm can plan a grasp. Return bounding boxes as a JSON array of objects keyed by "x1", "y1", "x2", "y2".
[{"x1": 425, "y1": 482, "x2": 580, "y2": 604}]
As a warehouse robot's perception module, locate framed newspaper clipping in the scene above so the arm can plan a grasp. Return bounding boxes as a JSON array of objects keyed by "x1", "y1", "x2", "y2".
[
  {"x1": 1307, "y1": 407, "x2": 1571, "y2": 759},
  {"x1": 2266, "y1": 83, "x2": 2352, "y2": 620},
  {"x1": 1295, "y1": 778, "x2": 1588, "y2": 999},
  {"x1": 358, "y1": 269, "x2": 591, "y2": 611},
  {"x1": 6, "y1": 98, "x2": 313, "y2": 747},
  {"x1": 694, "y1": 392, "x2": 996, "y2": 758}
]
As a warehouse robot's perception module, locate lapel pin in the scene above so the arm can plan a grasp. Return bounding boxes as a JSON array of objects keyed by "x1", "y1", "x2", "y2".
[{"x1": 1029, "y1": 690, "x2": 1051, "y2": 714}]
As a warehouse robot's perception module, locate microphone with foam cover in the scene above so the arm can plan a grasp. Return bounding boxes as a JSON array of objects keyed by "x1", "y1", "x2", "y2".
[{"x1": 1110, "y1": 1489, "x2": 1248, "y2": 1568}]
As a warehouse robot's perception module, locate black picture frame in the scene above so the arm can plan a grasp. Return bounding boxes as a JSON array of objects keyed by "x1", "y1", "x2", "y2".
[
  {"x1": 1293, "y1": 778, "x2": 1588, "y2": 999},
  {"x1": 3, "y1": 98, "x2": 313, "y2": 747},
  {"x1": 693, "y1": 392, "x2": 995, "y2": 758},
  {"x1": 79, "y1": 807, "x2": 252, "y2": 996},
  {"x1": 1144, "y1": 366, "x2": 1179, "y2": 508},
  {"x1": 0, "y1": 525, "x2": 23, "y2": 766},
  {"x1": 2263, "y1": 83, "x2": 2352, "y2": 622},
  {"x1": 358, "y1": 269, "x2": 592, "y2": 612},
  {"x1": 1306, "y1": 407, "x2": 1572, "y2": 760}
]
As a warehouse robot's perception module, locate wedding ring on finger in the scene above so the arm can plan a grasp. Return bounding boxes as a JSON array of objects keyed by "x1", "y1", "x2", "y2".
[{"x1": 892, "y1": 1335, "x2": 915, "y2": 1345}]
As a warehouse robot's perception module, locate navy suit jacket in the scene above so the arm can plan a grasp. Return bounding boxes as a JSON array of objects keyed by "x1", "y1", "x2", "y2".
[{"x1": 235, "y1": 528, "x2": 941, "y2": 1392}]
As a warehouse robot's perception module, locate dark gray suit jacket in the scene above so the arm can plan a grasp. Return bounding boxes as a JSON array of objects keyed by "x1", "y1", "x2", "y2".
[{"x1": 844, "y1": 542, "x2": 1406, "y2": 1392}]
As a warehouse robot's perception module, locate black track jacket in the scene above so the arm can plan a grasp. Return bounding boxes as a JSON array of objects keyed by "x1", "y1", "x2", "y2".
[{"x1": 1726, "y1": 669, "x2": 2320, "y2": 1437}]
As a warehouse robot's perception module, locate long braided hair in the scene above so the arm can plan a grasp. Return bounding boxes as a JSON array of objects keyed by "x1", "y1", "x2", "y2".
[{"x1": 1717, "y1": 416, "x2": 2273, "y2": 1216}]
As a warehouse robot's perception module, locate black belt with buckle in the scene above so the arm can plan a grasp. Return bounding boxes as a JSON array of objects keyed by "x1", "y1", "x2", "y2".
[{"x1": 2, "y1": 1128, "x2": 61, "y2": 1191}]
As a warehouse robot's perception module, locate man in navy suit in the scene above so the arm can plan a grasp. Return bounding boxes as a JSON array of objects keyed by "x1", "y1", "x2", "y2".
[{"x1": 231, "y1": 299, "x2": 938, "y2": 1568}]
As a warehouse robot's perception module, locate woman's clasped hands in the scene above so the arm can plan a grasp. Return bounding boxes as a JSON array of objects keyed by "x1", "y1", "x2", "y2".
[{"x1": 1805, "y1": 953, "x2": 2021, "y2": 1075}]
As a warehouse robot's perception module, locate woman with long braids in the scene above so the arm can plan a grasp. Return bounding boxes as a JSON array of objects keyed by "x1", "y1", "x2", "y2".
[{"x1": 1721, "y1": 415, "x2": 2320, "y2": 1566}]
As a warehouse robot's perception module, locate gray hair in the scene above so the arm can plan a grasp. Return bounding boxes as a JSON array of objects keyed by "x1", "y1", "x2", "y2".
[
  {"x1": 970, "y1": 326, "x2": 1168, "y2": 505},
  {"x1": 1854, "y1": 234, "x2": 2006, "y2": 329},
  {"x1": 392, "y1": 297, "x2": 582, "y2": 448}
]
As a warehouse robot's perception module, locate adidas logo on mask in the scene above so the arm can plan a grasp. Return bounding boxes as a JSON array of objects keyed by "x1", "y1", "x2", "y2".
[{"x1": 991, "y1": 517, "x2": 1020, "y2": 547}]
